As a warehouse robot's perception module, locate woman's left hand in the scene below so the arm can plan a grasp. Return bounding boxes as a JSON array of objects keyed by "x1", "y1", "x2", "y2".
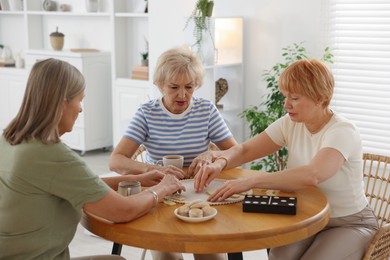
[{"x1": 187, "y1": 151, "x2": 213, "y2": 178}]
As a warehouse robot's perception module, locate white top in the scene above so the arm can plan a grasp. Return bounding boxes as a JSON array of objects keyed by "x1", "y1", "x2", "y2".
[{"x1": 266, "y1": 112, "x2": 368, "y2": 218}]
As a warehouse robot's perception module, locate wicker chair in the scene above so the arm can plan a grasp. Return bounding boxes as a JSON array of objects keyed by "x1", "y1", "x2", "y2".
[
  {"x1": 131, "y1": 143, "x2": 219, "y2": 162},
  {"x1": 362, "y1": 153, "x2": 390, "y2": 260},
  {"x1": 130, "y1": 145, "x2": 147, "y2": 162},
  {"x1": 267, "y1": 153, "x2": 390, "y2": 259}
]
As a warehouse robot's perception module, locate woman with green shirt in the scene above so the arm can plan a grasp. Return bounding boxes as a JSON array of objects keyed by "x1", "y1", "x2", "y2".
[{"x1": 0, "y1": 58, "x2": 185, "y2": 260}]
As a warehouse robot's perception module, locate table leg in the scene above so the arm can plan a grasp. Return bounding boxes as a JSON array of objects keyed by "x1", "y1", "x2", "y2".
[
  {"x1": 111, "y1": 242, "x2": 122, "y2": 255},
  {"x1": 227, "y1": 252, "x2": 243, "y2": 260}
]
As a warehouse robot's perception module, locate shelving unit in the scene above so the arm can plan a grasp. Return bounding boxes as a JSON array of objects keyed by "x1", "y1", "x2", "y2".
[
  {"x1": 0, "y1": 68, "x2": 27, "y2": 130},
  {"x1": 110, "y1": 1, "x2": 151, "y2": 146},
  {"x1": 185, "y1": 17, "x2": 245, "y2": 142},
  {"x1": 0, "y1": 0, "x2": 245, "y2": 147},
  {"x1": 0, "y1": 0, "x2": 152, "y2": 150}
]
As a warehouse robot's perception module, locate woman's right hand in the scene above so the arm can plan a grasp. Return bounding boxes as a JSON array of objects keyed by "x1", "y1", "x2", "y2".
[
  {"x1": 157, "y1": 174, "x2": 186, "y2": 196},
  {"x1": 158, "y1": 165, "x2": 185, "y2": 179},
  {"x1": 136, "y1": 170, "x2": 165, "y2": 187}
]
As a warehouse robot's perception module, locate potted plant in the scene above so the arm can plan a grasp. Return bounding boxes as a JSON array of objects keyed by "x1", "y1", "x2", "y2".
[
  {"x1": 184, "y1": 0, "x2": 215, "y2": 53},
  {"x1": 140, "y1": 38, "x2": 149, "y2": 66},
  {"x1": 140, "y1": 51, "x2": 148, "y2": 66},
  {"x1": 241, "y1": 42, "x2": 333, "y2": 171}
]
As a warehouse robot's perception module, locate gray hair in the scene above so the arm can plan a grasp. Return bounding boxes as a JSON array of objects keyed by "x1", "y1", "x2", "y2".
[{"x1": 153, "y1": 46, "x2": 204, "y2": 89}]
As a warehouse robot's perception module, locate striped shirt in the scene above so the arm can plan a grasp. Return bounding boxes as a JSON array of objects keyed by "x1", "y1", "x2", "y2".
[{"x1": 124, "y1": 97, "x2": 233, "y2": 167}]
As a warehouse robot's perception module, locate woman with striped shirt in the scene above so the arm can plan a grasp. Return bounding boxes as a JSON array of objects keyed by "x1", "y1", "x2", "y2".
[{"x1": 109, "y1": 46, "x2": 237, "y2": 260}]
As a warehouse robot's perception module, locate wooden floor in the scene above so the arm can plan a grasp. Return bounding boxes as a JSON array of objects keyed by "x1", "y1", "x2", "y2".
[{"x1": 69, "y1": 149, "x2": 268, "y2": 260}]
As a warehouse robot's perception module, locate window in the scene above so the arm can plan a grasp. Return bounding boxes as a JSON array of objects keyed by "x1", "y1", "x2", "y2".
[{"x1": 327, "y1": 0, "x2": 390, "y2": 156}]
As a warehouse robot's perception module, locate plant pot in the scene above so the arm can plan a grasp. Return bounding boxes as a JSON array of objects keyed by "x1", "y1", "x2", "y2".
[
  {"x1": 141, "y1": 59, "x2": 149, "y2": 67},
  {"x1": 206, "y1": 1, "x2": 214, "y2": 17}
]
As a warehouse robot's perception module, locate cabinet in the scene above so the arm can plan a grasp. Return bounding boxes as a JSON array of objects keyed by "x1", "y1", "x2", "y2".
[
  {"x1": 112, "y1": 80, "x2": 150, "y2": 145},
  {"x1": 0, "y1": 68, "x2": 28, "y2": 131},
  {"x1": 25, "y1": 50, "x2": 112, "y2": 155}
]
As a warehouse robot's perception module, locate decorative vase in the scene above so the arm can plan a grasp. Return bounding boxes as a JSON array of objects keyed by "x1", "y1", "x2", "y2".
[
  {"x1": 195, "y1": 17, "x2": 216, "y2": 66},
  {"x1": 15, "y1": 52, "x2": 24, "y2": 68},
  {"x1": 215, "y1": 78, "x2": 228, "y2": 109},
  {"x1": 0, "y1": 0, "x2": 10, "y2": 10},
  {"x1": 50, "y1": 27, "x2": 65, "y2": 51},
  {"x1": 85, "y1": 0, "x2": 99, "y2": 12},
  {"x1": 8, "y1": 0, "x2": 23, "y2": 11}
]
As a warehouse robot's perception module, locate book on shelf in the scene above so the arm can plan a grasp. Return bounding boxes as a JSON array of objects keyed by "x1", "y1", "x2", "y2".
[{"x1": 131, "y1": 66, "x2": 148, "y2": 80}]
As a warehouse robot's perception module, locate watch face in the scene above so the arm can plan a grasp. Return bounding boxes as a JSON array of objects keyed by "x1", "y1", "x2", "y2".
[{"x1": 43, "y1": 0, "x2": 52, "y2": 11}]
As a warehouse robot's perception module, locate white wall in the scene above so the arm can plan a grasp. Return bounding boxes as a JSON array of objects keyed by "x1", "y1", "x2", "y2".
[
  {"x1": 214, "y1": 0, "x2": 328, "y2": 109},
  {"x1": 150, "y1": 0, "x2": 328, "y2": 134}
]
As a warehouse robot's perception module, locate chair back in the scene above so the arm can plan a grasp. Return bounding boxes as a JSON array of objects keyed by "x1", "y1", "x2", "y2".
[
  {"x1": 131, "y1": 145, "x2": 147, "y2": 162},
  {"x1": 208, "y1": 142, "x2": 220, "y2": 151},
  {"x1": 131, "y1": 143, "x2": 219, "y2": 163},
  {"x1": 362, "y1": 153, "x2": 390, "y2": 227}
]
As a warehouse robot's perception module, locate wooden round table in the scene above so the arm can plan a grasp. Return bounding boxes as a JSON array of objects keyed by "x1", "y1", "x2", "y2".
[{"x1": 81, "y1": 168, "x2": 330, "y2": 257}]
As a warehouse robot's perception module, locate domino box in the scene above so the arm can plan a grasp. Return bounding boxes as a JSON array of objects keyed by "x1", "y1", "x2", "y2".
[{"x1": 242, "y1": 195, "x2": 297, "y2": 215}]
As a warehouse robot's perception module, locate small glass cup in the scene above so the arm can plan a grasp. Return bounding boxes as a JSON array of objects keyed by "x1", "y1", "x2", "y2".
[{"x1": 118, "y1": 181, "x2": 141, "y2": 196}]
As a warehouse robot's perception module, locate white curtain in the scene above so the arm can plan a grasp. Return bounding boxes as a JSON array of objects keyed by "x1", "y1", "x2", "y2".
[{"x1": 327, "y1": 0, "x2": 390, "y2": 156}]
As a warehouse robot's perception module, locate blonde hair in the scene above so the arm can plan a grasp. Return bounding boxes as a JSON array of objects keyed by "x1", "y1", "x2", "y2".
[
  {"x1": 153, "y1": 46, "x2": 204, "y2": 89},
  {"x1": 279, "y1": 59, "x2": 334, "y2": 107},
  {"x1": 3, "y1": 58, "x2": 85, "y2": 145}
]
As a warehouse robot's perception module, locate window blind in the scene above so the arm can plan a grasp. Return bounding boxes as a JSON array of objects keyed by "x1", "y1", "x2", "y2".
[{"x1": 327, "y1": 0, "x2": 390, "y2": 156}]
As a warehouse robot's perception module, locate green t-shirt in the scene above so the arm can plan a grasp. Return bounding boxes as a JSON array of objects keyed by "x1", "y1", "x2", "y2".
[{"x1": 0, "y1": 137, "x2": 110, "y2": 260}]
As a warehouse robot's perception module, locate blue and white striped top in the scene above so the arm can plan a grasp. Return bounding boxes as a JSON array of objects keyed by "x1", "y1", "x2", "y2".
[{"x1": 124, "y1": 97, "x2": 233, "y2": 167}]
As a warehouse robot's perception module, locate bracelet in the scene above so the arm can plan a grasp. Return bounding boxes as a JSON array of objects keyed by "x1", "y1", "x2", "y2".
[
  {"x1": 145, "y1": 189, "x2": 159, "y2": 207},
  {"x1": 214, "y1": 156, "x2": 228, "y2": 171}
]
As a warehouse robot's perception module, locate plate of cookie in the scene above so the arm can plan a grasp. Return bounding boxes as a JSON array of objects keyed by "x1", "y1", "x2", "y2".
[
  {"x1": 166, "y1": 179, "x2": 252, "y2": 205},
  {"x1": 174, "y1": 200, "x2": 218, "y2": 223}
]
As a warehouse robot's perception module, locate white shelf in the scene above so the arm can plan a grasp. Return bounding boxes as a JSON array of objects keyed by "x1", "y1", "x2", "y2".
[
  {"x1": 115, "y1": 13, "x2": 149, "y2": 18},
  {"x1": 114, "y1": 78, "x2": 151, "y2": 87},
  {"x1": 204, "y1": 62, "x2": 243, "y2": 69},
  {"x1": 0, "y1": 67, "x2": 27, "y2": 75},
  {"x1": 25, "y1": 11, "x2": 111, "y2": 17},
  {"x1": 25, "y1": 49, "x2": 108, "y2": 57},
  {"x1": 0, "y1": 11, "x2": 24, "y2": 15}
]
